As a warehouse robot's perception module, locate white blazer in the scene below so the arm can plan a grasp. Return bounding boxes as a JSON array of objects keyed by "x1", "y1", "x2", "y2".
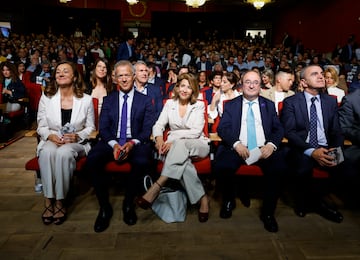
[
  {"x1": 152, "y1": 99, "x2": 209, "y2": 143},
  {"x1": 36, "y1": 91, "x2": 95, "y2": 155}
]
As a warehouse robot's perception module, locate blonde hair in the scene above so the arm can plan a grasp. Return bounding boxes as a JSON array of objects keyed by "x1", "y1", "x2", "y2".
[
  {"x1": 324, "y1": 66, "x2": 339, "y2": 86},
  {"x1": 172, "y1": 73, "x2": 199, "y2": 104}
]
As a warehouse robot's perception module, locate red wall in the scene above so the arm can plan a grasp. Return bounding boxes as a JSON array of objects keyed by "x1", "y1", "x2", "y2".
[
  {"x1": 273, "y1": 0, "x2": 360, "y2": 52},
  {"x1": 45, "y1": 0, "x2": 360, "y2": 52}
]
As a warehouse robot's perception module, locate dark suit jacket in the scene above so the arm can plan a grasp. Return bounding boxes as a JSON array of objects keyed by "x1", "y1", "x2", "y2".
[
  {"x1": 218, "y1": 95, "x2": 284, "y2": 149},
  {"x1": 1, "y1": 79, "x2": 27, "y2": 103},
  {"x1": 196, "y1": 61, "x2": 212, "y2": 72},
  {"x1": 146, "y1": 82, "x2": 164, "y2": 119},
  {"x1": 99, "y1": 89, "x2": 155, "y2": 144},
  {"x1": 281, "y1": 92, "x2": 344, "y2": 151},
  {"x1": 201, "y1": 87, "x2": 214, "y2": 106},
  {"x1": 338, "y1": 89, "x2": 360, "y2": 145},
  {"x1": 116, "y1": 42, "x2": 135, "y2": 62}
]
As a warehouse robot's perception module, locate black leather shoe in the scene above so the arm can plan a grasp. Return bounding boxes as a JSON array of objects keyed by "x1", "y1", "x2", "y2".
[
  {"x1": 94, "y1": 205, "x2": 113, "y2": 233},
  {"x1": 316, "y1": 202, "x2": 343, "y2": 223},
  {"x1": 294, "y1": 207, "x2": 307, "y2": 218},
  {"x1": 239, "y1": 194, "x2": 251, "y2": 208},
  {"x1": 220, "y1": 200, "x2": 236, "y2": 219},
  {"x1": 123, "y1": 204, "x2": 137, "y2": 226},
  {"x1": 260, "y1": 214, "x2": 279, "y2": 233}
]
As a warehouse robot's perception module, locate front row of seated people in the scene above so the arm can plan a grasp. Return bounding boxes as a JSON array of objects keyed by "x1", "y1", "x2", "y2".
[{"x1": 36, "y1": 60, "x2": 360, "y2": 234}]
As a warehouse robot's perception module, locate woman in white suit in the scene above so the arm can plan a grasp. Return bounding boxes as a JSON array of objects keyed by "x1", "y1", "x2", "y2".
[
  {"x1": 136, "y1": 73, "x2": 210, "y2": 222},
  {"x1": 37, "y1": 61, "x2": 95, "y2": 225}
]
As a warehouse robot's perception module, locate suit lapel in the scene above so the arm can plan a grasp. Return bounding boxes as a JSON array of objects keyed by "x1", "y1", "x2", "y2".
[
  {"x1": 236, "y1": 96, "x2": 244, "y2": 134},
  {"x1": 52, "y1": 92, "x2": 62, "y2": 128},
  {"x1": 70, "y1": 96, "x2": 80, "y2": 125},
  {"x1": 113, "y1": 91, "x2": 120, "y2": 127},
  {"x1": 320, "y1": 93, "x2": 330, "y2": 130},
  {"x1": 299, "y1": 93, "x2": 310, "y2": 130},
  {"x1": 131, "y1": 91, "x2": 138, "y2": 123},
  {"x1": 259, "y1": 97, "x2": 267, "y2": 126}
]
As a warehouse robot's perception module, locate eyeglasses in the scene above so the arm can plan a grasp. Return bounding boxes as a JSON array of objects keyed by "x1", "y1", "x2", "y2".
[
  {"x1": 243, "y1": 80, "x2": 260, "y2": 86},
  {"x1": 115, "y1": 74, "x2": 133, "y2": 79}
]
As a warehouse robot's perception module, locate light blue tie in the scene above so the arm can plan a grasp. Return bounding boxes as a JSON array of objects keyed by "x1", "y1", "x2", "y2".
[{"x1": 247, "y1": 101, "x2": 257, "y2": 150}]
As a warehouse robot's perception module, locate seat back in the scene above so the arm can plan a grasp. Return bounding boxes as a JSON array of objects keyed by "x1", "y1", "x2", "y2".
[
  {"x1": 0, "y1": 83, "x2": 3, "y2": 104},
  {"x1": 328, "y1": 94, "x2": 340, "y2": 106},
  {"x1": 92, "y1": 97, "x2": 99, "y2": 130},
  {"x1": 277, "y1": 101, "x2": 283, "y2": 116}
]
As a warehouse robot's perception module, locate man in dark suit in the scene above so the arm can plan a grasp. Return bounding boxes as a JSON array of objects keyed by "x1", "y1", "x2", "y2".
[
  {"x1": 214, "y1": 70, "x2": 286, "y2": 233},
  {"x1": 147, "y1": 61, "x2": 165, "y2": 102},
  {"x1": 116, "y1": 32, "x2": 136, "y2": 62},
  {"x1": 85, "y1": 60, "x2": 155, "y2": 232},
  {"x1": 196, "y1": 53, "x2": 212, "y2": 74},
  {"x1": 134, "y1": 60, "x2": 163, "y2": 119},
  {"x1": 281, "y1": 65, "x2": 344, "y2": 223},
  {"x1": 338, "y1": 89, "x2": 360, "y2": 207}
]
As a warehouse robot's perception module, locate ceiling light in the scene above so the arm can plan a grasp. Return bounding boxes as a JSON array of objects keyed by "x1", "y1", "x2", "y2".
[
  {"x1": 126, "y1": 0, "x2": 139, "y2": 5},
  {"x1": 247, "y1": 0, "x2": 272, "y2": 10},
  {"x1": 186, "y1": 0, "x2": 206, "y2": 8}
]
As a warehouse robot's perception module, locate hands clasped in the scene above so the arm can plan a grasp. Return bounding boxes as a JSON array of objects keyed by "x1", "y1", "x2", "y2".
[
  {"x1": 113, "y1": 142, "x2": 134, "y2": 161},
  {"x1": 311, "y1": 147, "x2": 337, "y2": 167},
  {"x1": 155, "y1": 136, "x2": 172, "y2": 157},
  {"x1": 235, "y1": 143, "x2": 274, "y2": 160}
]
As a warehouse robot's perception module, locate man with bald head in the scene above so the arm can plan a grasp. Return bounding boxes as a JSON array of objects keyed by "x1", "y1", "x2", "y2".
[{"x1": 214, "y1": 70, "x2": 286, "y2": 232}]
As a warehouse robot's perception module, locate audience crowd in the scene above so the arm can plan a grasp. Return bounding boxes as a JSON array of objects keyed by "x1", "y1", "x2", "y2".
[{"x1": 1, "y1": 29, "x2": 360, "y2": 233}]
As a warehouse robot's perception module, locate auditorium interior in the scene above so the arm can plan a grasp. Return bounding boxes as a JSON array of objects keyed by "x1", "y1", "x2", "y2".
[{"x1": 1, "y1": 0, "x2": 360, "y2": 259}]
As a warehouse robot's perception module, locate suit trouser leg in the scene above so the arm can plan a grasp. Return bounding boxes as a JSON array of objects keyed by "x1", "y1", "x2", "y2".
[
  {"x1": 291, "y1": 152, "x2": 323, "y2": 210},
  {"x1": 213, "y1": 146, "x2": 242, "y2": 203},
  {"x1": 123, "y1": 143, "x2": 153, "y2": 206},
  {"x1": 341, "y1": 145, "x2": 360, "y2": 206},
  {"x1": 259, "y1": 150, "x2": 286, "y2": 216},
  {"x1": 161, "y1": 139, "x2": 209, "y2": 204},
  {"x1": 38, "y1": 141, "x2": 57, "y2": 199},
  {"x1": 39, "y1": 141, "x2": 85, "y2": 200},
  {"x1": 86, "y1": 141, "x2": 113, "y2": 208},
  {"x1": 54, "y1": 143, "x2": 85, "y2": 200}
]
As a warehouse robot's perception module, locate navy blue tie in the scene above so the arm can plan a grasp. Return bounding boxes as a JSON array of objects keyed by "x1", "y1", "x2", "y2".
[
  {"x1": 247, "y1": 101, "x2": 257, "y2": 150},
  {"x1": 309, "y1": 97, "x2": 318, "y2": 148},
  {"x1": 119, "y1": 94, "x2": 128, "y2": 145}
]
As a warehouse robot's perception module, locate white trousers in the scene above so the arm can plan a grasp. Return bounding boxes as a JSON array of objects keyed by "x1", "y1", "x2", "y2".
[
  {"x1": 161, "y1": 139, "x2": 209, "y2": 204},
  {"x1": 38, "y1": 141, "x2": 85, "y2": 200}
]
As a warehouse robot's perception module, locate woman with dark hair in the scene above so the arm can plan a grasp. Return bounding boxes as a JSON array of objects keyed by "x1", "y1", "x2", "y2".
[
  {"x1": 208, "y1": 71, "x2": 240, "y2": 120},
  {"x1": 37, "y1": 61, "x2": 95, "y2": 225},
  {"x1": 136, "y1": 73, "x2": 210, "y2": 222},
  {"x1": 88, "y1": 58, "x2": 113, "y2": 114},
  {"x1": 0, "y1": 61, "x2": 26, "y2": 112}
]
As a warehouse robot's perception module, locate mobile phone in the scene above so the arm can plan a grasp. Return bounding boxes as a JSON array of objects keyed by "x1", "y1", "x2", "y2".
[
  {"x1": 116, "y1": 149, "x2": 126, "y2": 161},
  {"x1": 326, "y1": 149, "x2": 337, "y2": 163}
]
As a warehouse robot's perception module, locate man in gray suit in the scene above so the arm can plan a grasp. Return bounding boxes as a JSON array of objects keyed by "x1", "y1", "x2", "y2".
[{"x1": 338, "y1": 89, "x2": 360, "y2": 207}]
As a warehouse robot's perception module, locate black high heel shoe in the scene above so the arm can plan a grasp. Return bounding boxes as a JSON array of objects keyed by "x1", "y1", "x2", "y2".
[
  {"x1": 198, "y1": 196, "x2": 210, "y2": 223},
  {"x1": 41, "y1": 203, "x2": 54, "y2": 225},
  {"x1": 135, "y1": 181, "x2": 162, "y2": 210},
  {"x1": 53, "y1": 205, "x2": 67, "y2": 225}
]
